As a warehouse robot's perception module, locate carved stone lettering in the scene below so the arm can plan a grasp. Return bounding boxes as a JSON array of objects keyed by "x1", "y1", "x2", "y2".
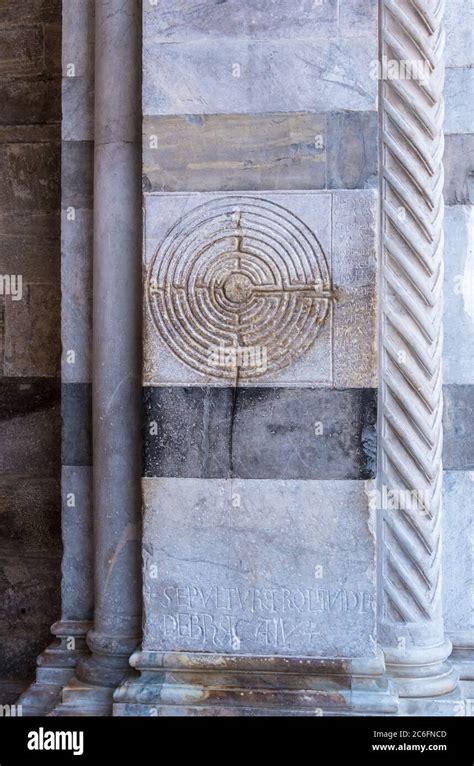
[
  {"x1": 154, "y1": 585, "x2": 375, "y2": 652},
  {"x1": 142, "y1": 478, "x2": 377, "y2": 659}
]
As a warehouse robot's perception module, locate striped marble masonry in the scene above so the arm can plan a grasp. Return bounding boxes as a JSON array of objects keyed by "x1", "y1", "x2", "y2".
[
  {"x1": 442, "y1": 0, "x2": 474, "y2": 650},
  {"x1": 60, "y1": 0, "x2": 94, "y2": 630}
]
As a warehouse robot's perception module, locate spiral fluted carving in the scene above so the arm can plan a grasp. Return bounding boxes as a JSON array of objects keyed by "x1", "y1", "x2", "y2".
[{"x1": 380, "y1": 0, "x2": 445, "y2": 628}]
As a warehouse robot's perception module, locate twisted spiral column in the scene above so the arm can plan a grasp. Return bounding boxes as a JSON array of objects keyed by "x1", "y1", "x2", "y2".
[{"x1": 378, "y1": 0, "x2": 457, "y2": 696}]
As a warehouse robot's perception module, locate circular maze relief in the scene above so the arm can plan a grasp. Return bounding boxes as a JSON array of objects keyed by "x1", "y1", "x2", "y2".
[{"x1": 147, "y1": 196, "x2": 332, "y2": 380}]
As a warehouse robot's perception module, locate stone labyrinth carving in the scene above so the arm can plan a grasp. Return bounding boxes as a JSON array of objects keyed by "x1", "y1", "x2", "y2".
[{"x1": 147, "y1": 196, "x2": 332, "y2": 379}]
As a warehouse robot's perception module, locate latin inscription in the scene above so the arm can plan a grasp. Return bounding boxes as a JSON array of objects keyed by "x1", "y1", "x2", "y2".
[
  {"x1": 156, "y1": 584, "x2": 375, "y2": 651},
  {"x1": 143, "y1": 478, "x2": 378, "y2": 658}
]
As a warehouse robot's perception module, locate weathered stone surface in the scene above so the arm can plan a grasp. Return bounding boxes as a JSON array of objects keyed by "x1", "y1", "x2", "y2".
[
  {"x1": 0, "y1": 26, "x2": 43, "y2": 77},
  {"x1": 0, "y1": 477, "x2": 60, "y2": 553},
  {"x1": 60, "y1": 465, "x2": 93, "y2": 620},
  {"x1": 144, "y1": 0, "x2": 339, "y2": 40},
  {"x1": 142, "y1": 478, "x2": 377, "y2": 658},
  {"x1": 144, "y1": 386, "x2": 232, "y2": 479},
  {"x1": 0, "y1": 143, "x2": 60, "y2": 213},
  {"x1": 0, "y1": 0, "x2": 61, "y2": 24},
  {"x1": 0, "y1": 78, "x2": 61, "y2": 125},
  {"x1": 0, "y1": 475, "x2": 61, "y2": 680},
  {"x1": 0, "y1": 680, "x2": 28, "y2": 705},
  {"x1": 3, "y1": 284, "x2": 60, "y2": 377},
  {"x1": 61, "y1": 209, "x2": 93, "y2": 384},
  {"x1": 62, "y1": 0, "x2": 94, "y2": 79},
  {"x1": 444, "y1": 68, "x2": 474, "y2": 135},
  {"x1": 332, "y1": 190, "x2": 378, "y2": 387},
  {"x1": 44, "y1": 23, "x2": 62, "y2": 76},
  {"x1": 0, "y1": 299, "x2": 4, "y2": 372},
  {"x1": 0, "y1": 125, "x2": 59, "y2": 143},
  {"x1": 0, "y1": 480, "x2": 61, "y2": 682},
  {"x1": 143, "y1": 111, "x2": 378, "y2": 193},
  {"x1": 0, "y1": 229, "x2": 59, "y2": 283},
  {"x1": 443, "y1": 206, "x2": 474, "y2": 384},
  {"x1": 143, "y1": 39, "x2": 377, "y2": 115},
  {"x1": 339, "y1": 0, "x2": 377, "y2": 37},
  {"x1": 61, "y1": 77, "x2": 94, "y2": 141},
  {"x1": 144, "y1": 190, "x2": 377, "y2": 388},
  {"x1": 398, "y1": 691, "x2": 468, "y2": 718},
  {"x1": 61, "y1": 384, "x2": 92, "y2": 466},
  {"x1": 0, "y1": 553, "x2": 60, "y2": 679},
  {"x1": 443, "y1": 134, "x2": 474, "y2": 206},
  {"x1": 0, "y1": 379, "x2": 60, "y2": 475},
  {"x1": 443, "y1": 471, "x2": 474, "y2": 642},
  {"x1": 61, "y1": 142, "x2": 93, "y2": 209},
  {"x1": 0, "y1": 210, "x2": 59, "y2": 239},
  {"x1": 445, "y1": 0, "x2": 474, "y2": 67},
  {"x1": 443, "y1": 385, "x2": 474, "y2": 471},
  {"x1": 0, "y1": 0, "x2": 62, "y2": 694},
  {"x1": 143, "y1": 386, "x2": 377, "y2": 480},
  {"x1": 143, "y1": 113, "x2": 327, "y2": 192},
  {"x1": 61, "y1": 0, "x2": 94, "y2": 147},
  {"x1": 327, "y1": 111, "x2": 378, "y2": 189}
]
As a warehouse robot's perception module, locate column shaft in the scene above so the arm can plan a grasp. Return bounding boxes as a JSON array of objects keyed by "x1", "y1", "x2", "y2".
[
  {"x1": 378, "y1": 0, "x2": 457, "y2": 696},
  {"x1": 79, "y1": 0, "x2": 142, "y2": 689}
]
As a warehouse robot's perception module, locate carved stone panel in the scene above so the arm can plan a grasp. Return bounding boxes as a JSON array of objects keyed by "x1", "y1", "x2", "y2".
[
  {"x1": 142, "y1": 478, "x2": 377, "y2": 659},
  {"x1": 144, "y1": 190, "x2": 378, "y2": 387},
  {"x1": 147, "y1": 195, "x2": 331, "y2": 381}
]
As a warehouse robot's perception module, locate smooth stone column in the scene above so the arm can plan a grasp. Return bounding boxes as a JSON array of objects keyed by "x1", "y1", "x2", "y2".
[{"x1": 62, "y1": 0, "x2": 142, "y2": 714}]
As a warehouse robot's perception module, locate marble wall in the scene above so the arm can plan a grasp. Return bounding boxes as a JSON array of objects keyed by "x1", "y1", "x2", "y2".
[
  {"x1": 0, "y1": 0, "x2": 472, "y2": 715},
  {"x1": 0, "y1": 0, "x2": 62, "y2": 701},
  {"x1": 140, "y1": 0, "x2": 381, "y2": 672},
  {"x1": 442, "y1": 0, "x2": 474, "y2": 664}
]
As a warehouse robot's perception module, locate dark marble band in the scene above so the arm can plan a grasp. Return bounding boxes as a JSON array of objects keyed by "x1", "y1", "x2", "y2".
[
  {"x1": 0, "y1": 377, "x2": 59, "y2": 419},
  {"x1": 143, "y1": 384, "x2": 474, "y2": 479},
  {"x1": 143, "y1": 386, "x2": 378, "y2": 480},
  {"x1": 0, "y1": 378, "x2": 60, "y2": 477},
  {"x1": 61, "y1": 382, "x2": 92, "y2": 466},
  {"x1": 2, "y1": 381, "x2": 471, "y2": 477}
]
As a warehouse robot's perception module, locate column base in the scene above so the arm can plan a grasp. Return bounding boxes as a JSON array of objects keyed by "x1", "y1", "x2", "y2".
[
  {"x1": 113, "y1": 650, "x2": 399, "y2": 717},
  {"x1": 383, "y1": 639, "x2": 459, "y2": 698},
  {"x1": 50, "y1": 677, "x2": 115, "y2": 717},
  {"x1": 50, "y1": 630, "x2": 140, "y2": 716},
  {"x1": 16, "y1": 620, "x2": 91, "y2": 716}
]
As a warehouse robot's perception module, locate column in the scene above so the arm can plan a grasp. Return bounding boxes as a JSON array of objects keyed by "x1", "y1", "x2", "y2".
[
  {"x1": 58, "y1": 0, "x2": 143, "y2": 714},
  {"x1": 18, "y1": 0, "x2": 95, "y2": 716},
  {"x1": 378, "y1": 0, "x2": 458, "y2": 698}
]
